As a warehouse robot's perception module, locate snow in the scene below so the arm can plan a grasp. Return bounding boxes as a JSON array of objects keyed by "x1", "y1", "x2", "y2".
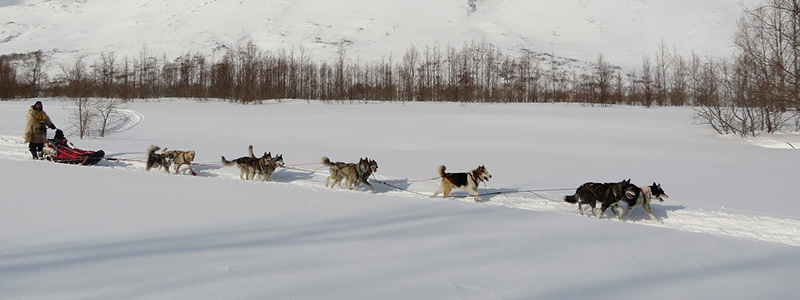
[
  {"x1": 1, "y1": 99, "x2": 800, "y2": 299},
  {"x1": 0, "y1": 0, "x2": 763, "y2": 70},
  {"x1": 2, "y1": 0, "x2": 800, "y2": 298}
]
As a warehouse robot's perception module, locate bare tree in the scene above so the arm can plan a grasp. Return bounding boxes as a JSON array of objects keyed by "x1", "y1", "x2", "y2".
[
  {"x1": 594, "y1": 54, "x2": 614, "y2": 104},
  {"x1": 96, "y1": 98, "x2": 122, "y2": 137},
  {"x1": 697, "y1": 0, "x2": 800, "y2": 136},
  {"x1": 0, "y1": 55, "x2": 17, "y2": 99}
]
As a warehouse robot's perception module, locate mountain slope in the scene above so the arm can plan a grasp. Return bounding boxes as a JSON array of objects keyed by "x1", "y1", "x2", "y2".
[{"x1": 0, "y1": 0, "x2": 762, "y2": 69}]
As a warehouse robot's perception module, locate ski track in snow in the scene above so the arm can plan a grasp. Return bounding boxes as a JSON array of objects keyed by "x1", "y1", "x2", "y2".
[
  {"x1": 2, "y1": 107, "x2": 799, "y2": 248},
  {"x1": 106, "y1": 108, "x2": 145, "y2": 133}
]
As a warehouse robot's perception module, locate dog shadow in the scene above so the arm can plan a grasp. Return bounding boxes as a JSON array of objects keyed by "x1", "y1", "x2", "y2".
[
  {"x1": 191, "y1": 164, "x2": 224, "y2": 178},
  {"x1": 270, "y1": 168, "x2": 318, "y2": 183},
  {"x1": 96, "y1": 158, "x2": 134, "y2": 169},
  {"x1": 619, "y1": 204, "x2": 687, "y2": 222},
  {"x1": 372, "y1": 178, "x2": 413, "y2": 190},
  {"x1": 429, "y1": 187, "x2": 516, "y2": 201}
]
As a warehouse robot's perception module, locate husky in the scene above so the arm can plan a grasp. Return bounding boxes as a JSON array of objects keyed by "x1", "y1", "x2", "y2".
[
  {"x1": 619, "y1": 182, "x2": 669, "y2": 221},
  {"x1": 351, "y1": 157, "x2": 378, "y2": 192},
  {"x1": 321, "y1": 156, "x2": 361, "y2": 190},
  {"x1": 256, "y1": 153, "x2": 284, "y2": 181},
  {"x1": 145, "y1": 145, "x2": 172, "y2": 173},
  {"x1": 433, "y1": 165, "x2": 492, "y2": 202},
  {"x1": 564, "y1": 179, "x2": 640, "y2": 218},
  {"x1": 162, "y1": 148, "x2": 197, "y2": 175},
  {"x1": 222, "y1": 145, "x2": 270, "y2": 180}
]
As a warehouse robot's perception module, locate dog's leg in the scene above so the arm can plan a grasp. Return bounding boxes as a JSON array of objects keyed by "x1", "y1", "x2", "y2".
[
  {"x1": 468, "y1": 189, "x2": 481, "y2": 202},
  {"x1": 643, "y1": 202, "x2": 659, "y2": 222},
  {"x1": 442, "y1": 184, "x2": 452, "y2": 198},
  {"x1": 331, "y1": 175, "x2": 343, "y2": 189},
  {"x1": 597, "y1": 203, "x2": 608, "y2": 219},
  {"x1": 592, "y1": 202, "x2": 602, "y2": 218},
  {"x1": 362, "y1": 179, "x2": 376, "y2": 193},
  {"x1": 577, "y1": 202, "x2": 585, "y2": 216},
  {"x1": 432, "y1": 184, "x2": 444, "y2": 198},
  {"x1": 621, "y1": 207, "x2": 633, "y2": 220},
  {"x1": 247, "y1": 166, "x2": 255, "y2": 180},
  {"x1": 237, "y1": 166, "x2": 246, "y2": 180},
  {"x1": 174, "y1": 163, "x2": 182, "y2": 174},
  {"x1": 612, "y1": 204, "x2": 625, "y2": 220},
  {"x1": 325, "y1": 168, "x2": 336, "y2": 188}
]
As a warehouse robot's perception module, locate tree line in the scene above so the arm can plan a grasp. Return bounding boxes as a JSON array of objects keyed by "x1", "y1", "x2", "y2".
[
  {"x1": 1, "y1": 0, "x2": 798, "y2": 136},
  {"x1": 0, "y1": 41, "x2": 746, "y2": 105}
]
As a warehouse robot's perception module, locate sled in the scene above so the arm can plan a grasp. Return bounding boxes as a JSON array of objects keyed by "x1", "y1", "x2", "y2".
[{"x1": 44, "y1": 130, "x2": 105, "y2": 165}]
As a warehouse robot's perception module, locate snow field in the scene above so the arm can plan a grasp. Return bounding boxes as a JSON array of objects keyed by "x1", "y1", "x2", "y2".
[{"x1": 1, "y1": 98, "x2": 799, "y2": 299}]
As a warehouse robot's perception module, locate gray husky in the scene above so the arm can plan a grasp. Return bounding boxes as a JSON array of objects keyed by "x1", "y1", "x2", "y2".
[
  {"x1": 257, "y1": 153, "x2": 284, "y2": 181},
  {"x1": 352, "y1": 157, "x2": 379, "y2": 192},
  {"x1": 146, "y1": 145, "x2": 172, "y2": 173},
  {"x1": 321, "y1": 156, "x2": 361, "y2": 190},
  {"x1": 222, "y1": 145, "x2": 271, "y2": 180}
]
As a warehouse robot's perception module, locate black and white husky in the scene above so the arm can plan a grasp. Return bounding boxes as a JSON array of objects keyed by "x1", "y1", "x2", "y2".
[
  {"x1": 619, "y1": 182, "x2": 669, "y2": 221},
  {"x1": 564, "y1": 179, "x2": 640, "y2": 218},
  {"x1": 433, "y1": 165, "x2": 492, "y2": 202}
]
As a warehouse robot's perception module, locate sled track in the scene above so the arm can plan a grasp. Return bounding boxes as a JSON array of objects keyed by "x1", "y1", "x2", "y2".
[
  {"x1": 106, "y1": 108, "x2": 144, "y2": 133},
  {"x1": 2, "y1": 136, "x2": 799, "y2": 248}
]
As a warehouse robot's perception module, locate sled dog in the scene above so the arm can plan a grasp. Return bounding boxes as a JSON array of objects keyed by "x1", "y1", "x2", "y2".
[
  {"x1": 257, "y1": 153, "x2": 284, "y2": 181},
  {"x1": 321, "y1": 156, "x2": 360, "y2": 190},
  {"x1": 163, "y1": 148, "x2": 196, "y2": 175},
  {"x1": 564, "y1": 179, "x2": 640, "y2": 218},
  {"x1": 222, "y1": 145, "x2": 271, "y2": 180},
  {"x1": 145, "y1": 145, "x2": 172, "y2": 173},
  {"x1": 619, "y1": 182, "x2": 669, "y2": 221},
  {"x1": 352, "y1": 157, "x2": 378, "y2": 192},
  {"x1": 433, "y1": 165, "x2": 492, "y2": 202}
]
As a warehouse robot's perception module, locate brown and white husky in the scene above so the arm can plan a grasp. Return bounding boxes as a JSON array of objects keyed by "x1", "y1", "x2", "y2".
[{"x1": 433, "y1": 165, "x2": 492, "y2": 202}]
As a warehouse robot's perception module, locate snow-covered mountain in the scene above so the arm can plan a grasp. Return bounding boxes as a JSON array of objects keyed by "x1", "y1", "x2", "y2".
[{"x1": 1, "y1": 0, "x2": 761, "y2": 70}]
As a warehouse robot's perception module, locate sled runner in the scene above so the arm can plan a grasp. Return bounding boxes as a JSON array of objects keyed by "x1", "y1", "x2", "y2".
[{"x1": 44, "y1": 130, "x2": 105, "y2": 165}]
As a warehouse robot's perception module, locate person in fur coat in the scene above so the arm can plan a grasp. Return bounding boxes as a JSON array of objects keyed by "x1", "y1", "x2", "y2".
[{"x1": 24, "y1": 101, "x2": 57, "y2": 159}]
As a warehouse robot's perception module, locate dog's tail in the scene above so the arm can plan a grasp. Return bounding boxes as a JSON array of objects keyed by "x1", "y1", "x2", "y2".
[
  {"x1": 221, "y1": 156, "x2": 236, "y2": 166},
  {"x1": 564, "y1": 194, "x2": 579, "y2": 203},
  {"x1": 438, "y1": 165, "x2": 447, "y2": 178},
  {"x1": 321, "y1": 156, "x2": 333, "y2": 167},
  {"x1": 247, "y1": 145, "x2": 255, "y2": 158},
  {"x1": 147, "y1": 145, "x2": 160, "y2": 157}
]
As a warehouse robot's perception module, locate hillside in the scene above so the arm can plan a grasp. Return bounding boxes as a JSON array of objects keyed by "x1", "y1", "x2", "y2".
[{"x1": 1, "y1": 0, "x2": 762, "y2": 70}]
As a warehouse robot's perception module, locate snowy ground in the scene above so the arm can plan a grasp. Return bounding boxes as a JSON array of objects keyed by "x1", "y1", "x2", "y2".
[{"x1": 1, "y1": 99, "x2": 799, "y2": 299}]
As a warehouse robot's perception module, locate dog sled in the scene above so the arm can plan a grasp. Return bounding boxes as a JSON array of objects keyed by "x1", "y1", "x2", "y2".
[{"x1": 43, "y1": 130, "x2": 105, "y2": 165}]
